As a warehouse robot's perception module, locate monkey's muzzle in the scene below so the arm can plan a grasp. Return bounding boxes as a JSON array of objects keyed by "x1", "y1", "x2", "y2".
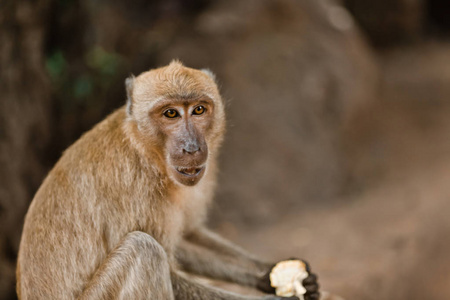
[{"x1": 176, "y1": 166, "x2": 204, "y2": 177}]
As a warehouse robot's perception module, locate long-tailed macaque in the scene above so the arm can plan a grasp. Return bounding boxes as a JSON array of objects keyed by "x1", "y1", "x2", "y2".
[{"x1": 16, "y1": 61, "x2": 319, "y2": 300}]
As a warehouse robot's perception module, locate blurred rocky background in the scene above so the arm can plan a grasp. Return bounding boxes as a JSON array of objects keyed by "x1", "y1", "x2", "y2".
[{"x1": 1, "y1": 0, "x2": 450, "y2": 299}]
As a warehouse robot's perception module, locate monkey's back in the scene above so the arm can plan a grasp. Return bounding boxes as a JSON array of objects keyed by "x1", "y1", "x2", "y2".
[{"x1": 16, "y1": 108, "x2": 178, "y2": 299}]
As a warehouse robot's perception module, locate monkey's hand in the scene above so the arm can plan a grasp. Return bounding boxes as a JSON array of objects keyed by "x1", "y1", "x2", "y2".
[{"x1": 257, "y1": 258, "x2": 319, "y2": 300}]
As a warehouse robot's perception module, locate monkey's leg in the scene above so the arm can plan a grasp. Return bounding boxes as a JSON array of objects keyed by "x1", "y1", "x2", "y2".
[
  {"x1": 171, "y1": 270, "x2": 295, "y2": 300},
  {"x1": 79, "y1": 231, "x2": 174, "y2": 300}
]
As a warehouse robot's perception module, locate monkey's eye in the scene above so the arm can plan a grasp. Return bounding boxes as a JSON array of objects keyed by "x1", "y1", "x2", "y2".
[
  {"x1": 193, "y1": 106, "x2": 206, "y2": 115},
  {"x1": 163, "y1": 109, "x2": 179, "y2": 118}
]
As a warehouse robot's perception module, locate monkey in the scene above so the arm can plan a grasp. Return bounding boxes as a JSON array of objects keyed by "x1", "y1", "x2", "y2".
[{"x1": 16, "y1": 60, "x2": 320, "y2": 300}]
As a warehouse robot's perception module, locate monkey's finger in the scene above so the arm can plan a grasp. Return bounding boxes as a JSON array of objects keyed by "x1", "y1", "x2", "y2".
[
  {"x1": 302, "y1": 273, "x2": 318, "y2": 285},
  {"x1": 304, "y1": 282, "x2": 319, "y2": 293}
]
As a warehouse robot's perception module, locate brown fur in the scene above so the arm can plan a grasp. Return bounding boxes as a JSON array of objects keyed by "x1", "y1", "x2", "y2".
[{"x1": 16, "y1": 61, "x2": 313, "y2": 300}]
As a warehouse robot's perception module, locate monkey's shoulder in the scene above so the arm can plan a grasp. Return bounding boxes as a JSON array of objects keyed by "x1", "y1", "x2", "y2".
[
  {"x1": 54, "y1": 108, "x2": 148, "y2": 174},
  {"x1": 32, "y1": 108, "x2": 155, "y2": 203}
]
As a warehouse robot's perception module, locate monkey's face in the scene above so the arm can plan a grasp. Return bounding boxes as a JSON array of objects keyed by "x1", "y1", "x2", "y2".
[
  {"x1": 126, "y1": 61, "x2": 225, "y2": 187},
  {"x1": 150, "y1": 98, "x2": 214, "y2": 186}
]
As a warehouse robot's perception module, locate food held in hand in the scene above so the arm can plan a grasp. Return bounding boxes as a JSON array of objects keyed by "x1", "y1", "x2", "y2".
[{"x1": 270, "y1": 260, "x2": 309, "y2": 300}]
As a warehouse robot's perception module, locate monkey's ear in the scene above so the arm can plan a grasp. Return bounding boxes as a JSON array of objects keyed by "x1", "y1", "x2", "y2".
[
  {"x1": 125, "y1": 75, "x2": 135, "y2": 116},
  {"x1": 201, "y1": 69, "x2": 216, "y2": 83}
]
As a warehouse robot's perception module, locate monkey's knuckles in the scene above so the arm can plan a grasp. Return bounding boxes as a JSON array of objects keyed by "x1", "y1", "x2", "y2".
[
  {"x1": 283, "y1": 258, "x2": 320, "y2": 300},
  {"x1": 302, "y1": 272, "x2": 320, "y2": 300},
  {"x1": 292, "y1": 259, "x2": 320, "y2": 297},
  {"x1": 303, "y1": 273, "x2": 319, "y2": 290}
]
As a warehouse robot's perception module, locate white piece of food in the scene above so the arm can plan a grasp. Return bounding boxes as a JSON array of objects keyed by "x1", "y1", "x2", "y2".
[{"x1": 270, "y1": 260, "x2": 309, "y2": 300}]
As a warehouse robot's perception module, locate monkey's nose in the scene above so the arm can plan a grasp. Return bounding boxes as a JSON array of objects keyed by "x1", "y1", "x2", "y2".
[{"x1": 182, "y1": 145, "x2": 200, "y2": 154}]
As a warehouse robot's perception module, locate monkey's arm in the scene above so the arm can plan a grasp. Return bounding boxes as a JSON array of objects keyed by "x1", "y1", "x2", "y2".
[
  {"x1": 176, "y1": 239, "x2": 267, "y2": 288},
  {"x1": 178, "y1": 227, "x2": 271, "y2": 288},
  {"x1": 185, "y1": 227, "x2": 272, "y2": 270},
  {"x1": 178, "y1": 227, "x2": 320, "y2": 299},
  {"x1": 171, "y1": 269, "x2": 295, "y2": 300}
]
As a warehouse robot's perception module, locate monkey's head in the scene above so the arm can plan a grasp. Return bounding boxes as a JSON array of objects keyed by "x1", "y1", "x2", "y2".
[{"x1": 125, "y1": 60, "x2": 225, "y2": 186}]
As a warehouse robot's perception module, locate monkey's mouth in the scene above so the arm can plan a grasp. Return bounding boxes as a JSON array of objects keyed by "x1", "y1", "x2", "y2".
[{"x1": 176, "y1": 166, "x2": 204, "y2": 177}]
